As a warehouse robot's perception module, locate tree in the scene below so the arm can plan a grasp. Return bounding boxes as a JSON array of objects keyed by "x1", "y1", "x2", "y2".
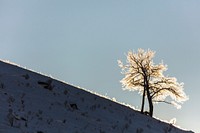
[{"x1": 118, "y1": 49, "x2": 188, "y2": 117}]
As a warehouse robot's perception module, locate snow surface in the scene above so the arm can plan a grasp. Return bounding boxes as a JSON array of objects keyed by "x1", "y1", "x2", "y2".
[{"x1": 0, "y1": 60, "x2": 194, "y2": 133}]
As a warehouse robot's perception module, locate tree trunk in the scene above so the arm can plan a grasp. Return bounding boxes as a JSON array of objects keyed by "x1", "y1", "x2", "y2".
[
  {"x1": 145, "y1": 76, "x2": 153, "y2": 117},
  {"x1": 147, "y1": 90, "x2": 153, "y2": 117},
  {"x1": 141, "y1": 86, "x2": 146, "y2": 114},
  {"x1": 149, "y1": 100, "x2": 153, "y2": 117}
]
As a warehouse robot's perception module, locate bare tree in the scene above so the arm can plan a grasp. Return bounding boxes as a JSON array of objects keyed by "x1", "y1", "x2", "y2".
[{"x1": 118, "y1": 49, "x2": 188, "y2": 117}]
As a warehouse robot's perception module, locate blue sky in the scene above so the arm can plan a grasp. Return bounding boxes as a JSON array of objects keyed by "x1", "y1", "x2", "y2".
[{"x1": 1, "y1": 1, "x2": 199, "y2": 132}]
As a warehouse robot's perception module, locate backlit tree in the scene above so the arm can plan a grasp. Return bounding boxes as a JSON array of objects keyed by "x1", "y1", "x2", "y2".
[{"x1": 118, "y1": 49, "x2": 188, "y2": 117}]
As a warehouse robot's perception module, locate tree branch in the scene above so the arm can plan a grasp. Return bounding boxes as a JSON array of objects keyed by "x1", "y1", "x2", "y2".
[{"x1": 152, "y1": 100, "x2": 172, "y2": 105}]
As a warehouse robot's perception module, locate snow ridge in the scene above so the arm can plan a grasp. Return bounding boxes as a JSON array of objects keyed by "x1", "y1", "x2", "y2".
[{"x1": 0, "y1": 60, "x2": 193, "y2": 133}]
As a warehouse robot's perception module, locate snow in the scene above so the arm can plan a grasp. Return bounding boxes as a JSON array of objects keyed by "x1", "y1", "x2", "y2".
[{"x1": 0, "y1": 60, "x2": 194, "y2": 133}]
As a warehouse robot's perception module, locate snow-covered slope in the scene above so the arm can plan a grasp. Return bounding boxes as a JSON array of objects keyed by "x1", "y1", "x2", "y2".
[{"x1": 0, "y1": 60, "x2": 193, "y2": 133}]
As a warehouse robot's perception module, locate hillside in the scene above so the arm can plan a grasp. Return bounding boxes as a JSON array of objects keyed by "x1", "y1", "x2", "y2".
[{"x1": 0, "y1": 60, "x2": 193, "y2": 133}]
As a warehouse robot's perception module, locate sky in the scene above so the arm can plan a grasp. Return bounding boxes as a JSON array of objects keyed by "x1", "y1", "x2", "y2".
[{"x1": 0, "y1": 0, "x2": 199, "y2": 132}]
